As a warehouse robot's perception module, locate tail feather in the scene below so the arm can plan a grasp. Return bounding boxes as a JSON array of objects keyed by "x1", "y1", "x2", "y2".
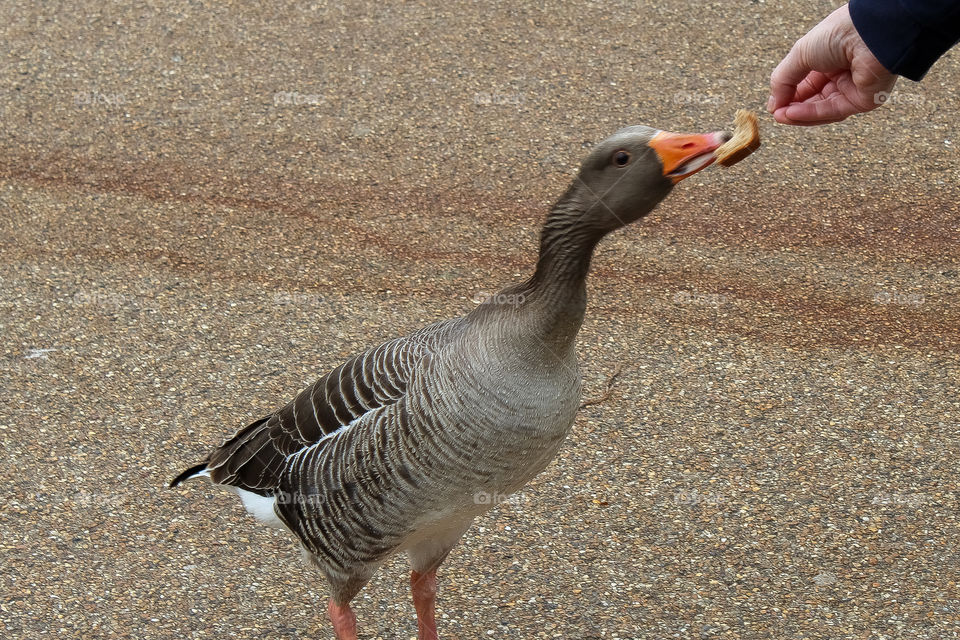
[{"x1": 169, "y1": 463, "x2": 210, "y2": 488}]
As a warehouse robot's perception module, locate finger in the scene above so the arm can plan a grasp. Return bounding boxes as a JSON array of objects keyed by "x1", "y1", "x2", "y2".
[
  {"x1": 777, "y1": 93, "x2": 858, "y2": 125},
  {"x1": 792, "y1": 71, "x2": 833, "y2": 103},
  {"x1": 769, "y1": 45, "x2": 811, "y2": 112},
  {"x1": 771, "y1": 108, "x2": 844, "y2": 126},
  {"x1": 832, "y1": 70, "x2": 890, "y2": 112}
]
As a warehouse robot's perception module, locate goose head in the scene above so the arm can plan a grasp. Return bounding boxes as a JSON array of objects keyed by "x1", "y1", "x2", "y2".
[{"x1": 568, "y1": 125, "x2": 729, "y2": 231}]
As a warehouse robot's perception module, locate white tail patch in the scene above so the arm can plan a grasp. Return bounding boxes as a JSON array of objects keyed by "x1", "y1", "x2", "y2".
[{"x1": 229, "y1": 487, "x2": 284, "y2": 529}]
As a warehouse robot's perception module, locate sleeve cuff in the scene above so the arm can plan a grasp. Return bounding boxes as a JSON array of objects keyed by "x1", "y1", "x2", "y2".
[{"x1": 849, "y1": 0, "x2": 960, "y2": 81}]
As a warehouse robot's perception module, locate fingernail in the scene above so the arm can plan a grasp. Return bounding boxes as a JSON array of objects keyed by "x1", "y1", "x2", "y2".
[{"x1": 766, "y1": 96, "x2": 775, "y2": 112}]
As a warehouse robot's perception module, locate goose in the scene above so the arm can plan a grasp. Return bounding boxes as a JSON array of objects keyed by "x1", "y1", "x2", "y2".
[{"x1": 171, "y1": 124, "x2": 728, "y2": 640}]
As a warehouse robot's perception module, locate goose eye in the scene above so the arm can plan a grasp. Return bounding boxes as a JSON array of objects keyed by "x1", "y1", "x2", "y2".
[{"x1": 613, "y1": 150, "x2": 631, "y2": 166}]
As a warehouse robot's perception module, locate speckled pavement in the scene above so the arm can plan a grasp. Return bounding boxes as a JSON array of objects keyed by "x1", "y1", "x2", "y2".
[{"x1": 2, "y1": 1, "x2": 959, "y2": 639}]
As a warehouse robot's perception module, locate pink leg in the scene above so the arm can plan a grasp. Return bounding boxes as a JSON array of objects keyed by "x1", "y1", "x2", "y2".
[
  {"x1": 411, "y1": 569, "x2": 439, "y2": 640},
  {"x1": 327, "y1": 598, "x2": 358, "y2": 640}
]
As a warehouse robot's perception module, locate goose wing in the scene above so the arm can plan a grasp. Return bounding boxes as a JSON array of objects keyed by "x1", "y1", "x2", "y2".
[{"x1": 172, "y1": 318, "x2": 462, "y2": 495}]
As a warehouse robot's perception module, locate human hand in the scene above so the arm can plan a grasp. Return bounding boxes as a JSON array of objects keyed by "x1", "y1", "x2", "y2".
[{"x1": 767, "y1": 4, "x2": 897, "y2": 126}]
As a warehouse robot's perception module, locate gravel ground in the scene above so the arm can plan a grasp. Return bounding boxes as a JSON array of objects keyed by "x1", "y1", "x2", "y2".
[{"x1": 2, "y1": 1, "x2": 959, "y2": 639}]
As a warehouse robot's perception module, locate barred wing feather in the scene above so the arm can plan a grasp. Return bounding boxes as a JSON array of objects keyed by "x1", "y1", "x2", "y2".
[{"x1": 196, "y1": 319, "x2": 460, "y2": 495}]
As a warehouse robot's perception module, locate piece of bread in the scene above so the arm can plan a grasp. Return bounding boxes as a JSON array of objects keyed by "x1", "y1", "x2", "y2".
[{"x1": 715, "y1": 109, "x2": 760, "y2": 167}]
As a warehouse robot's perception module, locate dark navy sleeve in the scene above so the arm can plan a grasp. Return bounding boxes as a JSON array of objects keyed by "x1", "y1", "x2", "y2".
[{"x1": 849, "y1": 0, "x2": 960, "y2": 81}]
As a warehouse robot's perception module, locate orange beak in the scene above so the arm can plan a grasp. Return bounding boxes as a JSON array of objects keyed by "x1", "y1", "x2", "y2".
[{"x1": 648, "y1": 131, "x2": 728, "y2": 183}]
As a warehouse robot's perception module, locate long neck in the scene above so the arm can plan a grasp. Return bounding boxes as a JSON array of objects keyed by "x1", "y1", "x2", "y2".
[
  {"x1": 514, "y1": 193, "x2": 607, "y2": 350},
  {"x1": 533, "y1": 199, "x2": 604, "y2": 287}
]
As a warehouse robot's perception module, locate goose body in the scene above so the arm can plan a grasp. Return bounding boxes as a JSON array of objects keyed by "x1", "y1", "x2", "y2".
[{"x1": 172, "y1": 124, "x2": 728, "y2": 639}]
